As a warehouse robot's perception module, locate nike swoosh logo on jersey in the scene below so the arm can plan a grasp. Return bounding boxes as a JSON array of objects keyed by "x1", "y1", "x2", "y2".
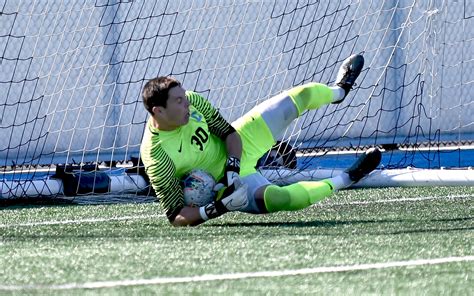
[{"x1": 178, "y1": 141, "x2": 183, "y2": 153}]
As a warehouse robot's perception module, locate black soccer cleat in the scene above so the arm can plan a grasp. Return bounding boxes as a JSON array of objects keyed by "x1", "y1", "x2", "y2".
[
  {"x1": 333, "y1": 54, "x2": 365, "y2": 104},
  {"x1": 345, "y1": 147, "x2": 381, "y2": 183}
]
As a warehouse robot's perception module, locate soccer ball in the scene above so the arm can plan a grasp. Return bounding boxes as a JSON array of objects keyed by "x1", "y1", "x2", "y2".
[{"x1": 182, "y1": 169, "x2": 216, "y2": 207}]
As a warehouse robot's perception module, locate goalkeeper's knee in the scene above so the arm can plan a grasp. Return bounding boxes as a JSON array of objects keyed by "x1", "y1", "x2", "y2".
[{"x1": 263, "y1": 181, "x2": 334, "y2": 213}]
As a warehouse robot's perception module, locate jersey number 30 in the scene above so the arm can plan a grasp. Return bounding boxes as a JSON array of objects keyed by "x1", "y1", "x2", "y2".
[{"x1": 191, "y1": 127, "x2": 208, "y2": 151}]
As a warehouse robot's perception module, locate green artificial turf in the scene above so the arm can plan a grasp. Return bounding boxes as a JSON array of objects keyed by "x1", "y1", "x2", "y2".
[{"x1": 1, "y1": 186, "x2": 473, "y2": 295}]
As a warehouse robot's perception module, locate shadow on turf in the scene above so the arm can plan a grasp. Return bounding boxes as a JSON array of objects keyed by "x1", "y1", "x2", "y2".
[
  {"x1": 0, "y1": 197, "x2": 157, "y2": 210},
  {"x1": 4, "y1": 219, "x2": 472, "y2": 239},
  {"x1": 210, "y1": 217, "x2": 474, "y2": 235},
  {"x1": 0, "y1": 198, "x2": 76, "y2": 210}
]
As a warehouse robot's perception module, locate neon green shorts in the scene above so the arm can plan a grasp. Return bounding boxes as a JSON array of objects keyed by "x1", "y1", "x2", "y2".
[{"x1": 232, "y1": 111, "x2": 275, "y2": 177}]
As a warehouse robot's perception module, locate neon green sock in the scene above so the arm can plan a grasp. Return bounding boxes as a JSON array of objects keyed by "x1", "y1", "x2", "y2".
[
  {"x1": 263, "y1": 180, "x2": 334, "y2": 213},
  {"x1": 287, "y1": 83, "x2": 334, "y2": 116}
]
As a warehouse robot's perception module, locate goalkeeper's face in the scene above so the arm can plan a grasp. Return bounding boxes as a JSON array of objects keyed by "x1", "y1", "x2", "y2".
[{"x1": 154, "y1": 85, "x2": 190, "y2": 130}]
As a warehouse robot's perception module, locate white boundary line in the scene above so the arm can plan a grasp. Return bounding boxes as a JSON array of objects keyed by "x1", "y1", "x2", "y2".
[
  {"x1": 0, "y1": 214, "x2": 164, "y2": 228},
  {"x1": 324, "y1": 194, "x2": 473, "y2": 206},
  {"x1": 0, "y1": 256, "x2": 472, "y2": 291},
  {"x1": 1, "y1": 194, "x2": 471, "y2": 228}
]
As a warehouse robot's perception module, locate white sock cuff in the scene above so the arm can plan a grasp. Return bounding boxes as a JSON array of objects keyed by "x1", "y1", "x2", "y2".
[
  {"x1": 329, "y1": 173, "x2": 353, "y2": 190},
  {"x1": 329, "y1": 86, "x2": 345, "y2": 103}
]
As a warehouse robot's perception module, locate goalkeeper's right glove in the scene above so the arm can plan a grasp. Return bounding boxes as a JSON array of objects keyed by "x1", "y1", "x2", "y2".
[{"x1": 199, "y1": 178, "x2": 248, "y2": 221}]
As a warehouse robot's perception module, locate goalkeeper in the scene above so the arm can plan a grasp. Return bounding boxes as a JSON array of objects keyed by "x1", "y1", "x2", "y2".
[{"x1": 140, "y1": 54, "x2": 381, "y2": 226}]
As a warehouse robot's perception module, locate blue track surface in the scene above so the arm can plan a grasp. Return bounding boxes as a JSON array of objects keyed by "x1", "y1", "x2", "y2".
[{"x1": 299, "y1": 149, "x2": 474, "y2": 169}]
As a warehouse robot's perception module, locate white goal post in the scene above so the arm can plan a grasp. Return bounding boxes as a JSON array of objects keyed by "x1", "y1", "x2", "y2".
[{"x1": 0, "y1": 0, "x2": 473, "y2": 200}]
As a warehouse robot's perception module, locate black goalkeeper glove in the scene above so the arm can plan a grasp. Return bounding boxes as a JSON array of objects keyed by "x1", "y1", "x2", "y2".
[
  {"x1": 200, "y1": 178, "x2": 248, "y2": 221},
  {"x1": 214, "y1": 156, "x2": 241, "y2": 194},
  {"x1": 201, "y1": 157, "x2": 248, "y2": 221}
]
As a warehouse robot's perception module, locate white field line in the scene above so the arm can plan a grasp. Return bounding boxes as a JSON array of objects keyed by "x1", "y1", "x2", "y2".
[
  {"x1": 1, "y1": 194, "x2": 471, "y2": 228},
  {"x1": 323, "y1": 194, "x2": 473, "y2": 206},
  {"x1": 0, "y1": 214, "x2": 164, "y2": 228},
  {"x1": 0, "y1": 256, "x2": 473, "y2": 291}
]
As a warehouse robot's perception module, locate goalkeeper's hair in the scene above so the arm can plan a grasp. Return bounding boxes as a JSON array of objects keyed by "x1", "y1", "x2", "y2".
[{"x1": 142, "y1": 76, "x2": 181, "y2": 114}]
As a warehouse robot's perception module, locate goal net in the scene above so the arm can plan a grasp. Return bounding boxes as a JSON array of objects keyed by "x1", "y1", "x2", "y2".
[{"x1": 1, "y1": 0, "x2": 473, "y2": 201}]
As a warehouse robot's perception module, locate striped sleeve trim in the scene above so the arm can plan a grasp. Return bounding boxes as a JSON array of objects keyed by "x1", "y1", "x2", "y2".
[{"x1": 143, "y1": 142, "x2": 184, "y2": 217}]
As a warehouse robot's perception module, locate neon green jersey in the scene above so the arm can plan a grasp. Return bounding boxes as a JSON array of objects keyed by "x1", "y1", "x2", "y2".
[{"x1": 140, "y1": 91, "x2": 234, "y2": 219}]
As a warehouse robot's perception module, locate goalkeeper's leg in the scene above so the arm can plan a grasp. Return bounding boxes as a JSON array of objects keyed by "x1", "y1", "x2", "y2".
[
  {"x1": 257, "y1": 176, "x2": 348, "y2": 213},
  {"x1": 251, "y1": 83, "x2": 343, "y2": 140},
  {"x1": 252, "y1": 54, "x2": 364, "y2": 140},
  {"x1": 256, "y1": 147, "x2": 381, "y2": 213}
]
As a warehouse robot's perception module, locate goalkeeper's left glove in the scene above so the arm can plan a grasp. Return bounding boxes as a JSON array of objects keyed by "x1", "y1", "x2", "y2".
[{"x1": 214, "y1": 156, "x2": 241, "y2": 192}]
